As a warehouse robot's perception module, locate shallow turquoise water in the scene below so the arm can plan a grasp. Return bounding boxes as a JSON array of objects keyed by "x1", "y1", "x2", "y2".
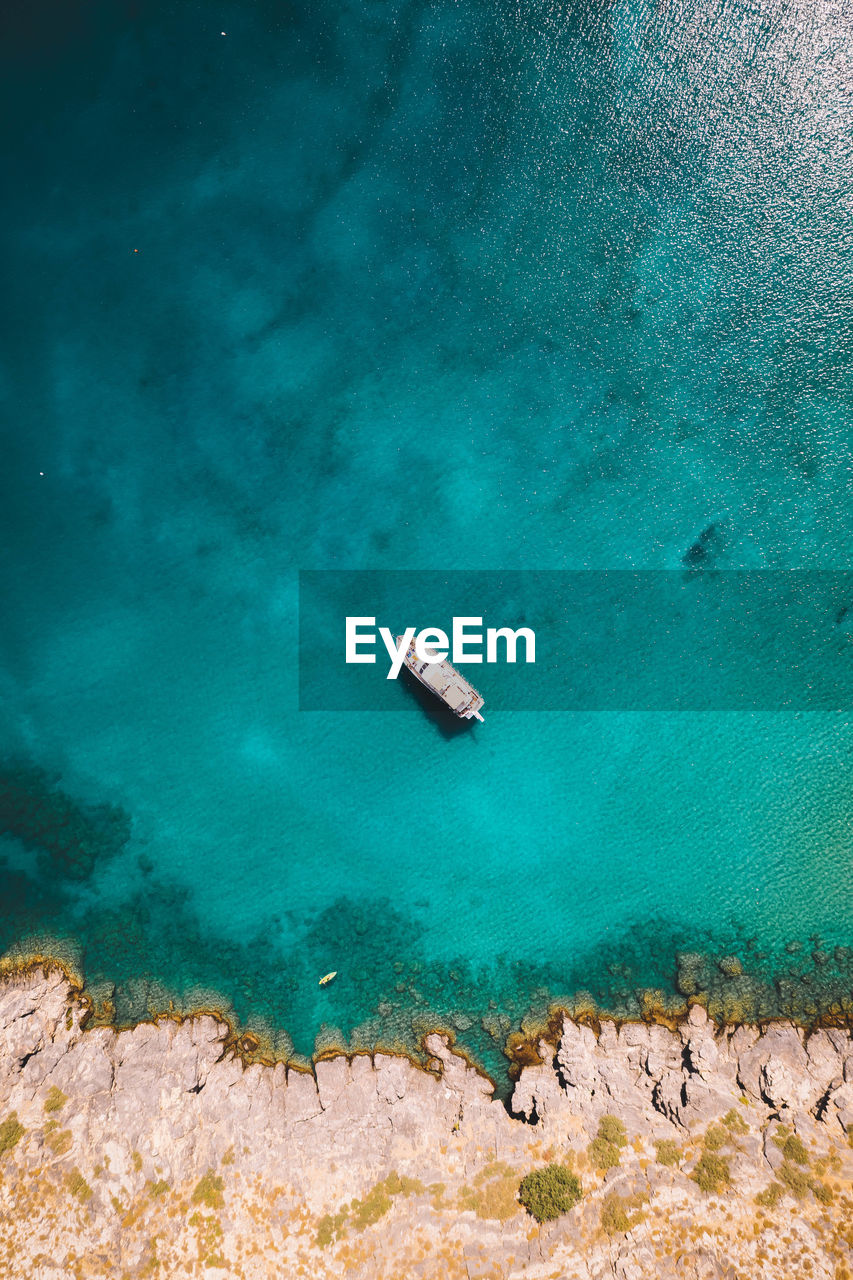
[{"x1": 1, "y1": 0, "x2": 852, "y2": 1082}]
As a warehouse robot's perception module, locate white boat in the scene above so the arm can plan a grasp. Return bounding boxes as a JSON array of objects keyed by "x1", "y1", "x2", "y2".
[{"x1": 396, "y1": 635, "x2": 485, "y2": 721}]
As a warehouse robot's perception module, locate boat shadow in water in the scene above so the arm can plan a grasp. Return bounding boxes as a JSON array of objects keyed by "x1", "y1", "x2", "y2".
[{"x1": 400, "y1": 669, "x2": 477, "y2": 740}]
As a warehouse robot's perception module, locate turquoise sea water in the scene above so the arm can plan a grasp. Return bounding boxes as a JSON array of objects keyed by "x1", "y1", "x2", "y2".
[{"x1": 1, "y1": 0, "x2": 852, "y2": 1084}]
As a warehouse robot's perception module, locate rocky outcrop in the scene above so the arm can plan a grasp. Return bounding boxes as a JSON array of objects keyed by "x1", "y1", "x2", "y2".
[
  {"x1": 512, "y1": 1002, "x2": 853, "y2": 1138},
  {"x1": 0, "y1": 967, "x2": 851, "y2": 1279}
]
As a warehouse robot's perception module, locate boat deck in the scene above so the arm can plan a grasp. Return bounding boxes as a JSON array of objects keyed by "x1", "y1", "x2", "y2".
[{"x1": 398, "y1": 638, "x2": 484, "y2": 721}]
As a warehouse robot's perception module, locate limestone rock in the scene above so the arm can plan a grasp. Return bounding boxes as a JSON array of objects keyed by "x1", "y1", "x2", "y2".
[{"x1": 0, "y1": 967, "x2": 851, "y2": 1280}]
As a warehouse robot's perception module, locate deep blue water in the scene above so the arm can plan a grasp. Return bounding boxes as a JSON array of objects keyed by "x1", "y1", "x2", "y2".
[{"x1": 1, "y1": 0, "x2": 852, "y2": 1082}]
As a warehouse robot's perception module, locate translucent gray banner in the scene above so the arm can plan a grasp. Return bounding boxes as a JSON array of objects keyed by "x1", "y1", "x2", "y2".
[{"x1": 298, "y1": 571, "x2": 853, "y2": 712}]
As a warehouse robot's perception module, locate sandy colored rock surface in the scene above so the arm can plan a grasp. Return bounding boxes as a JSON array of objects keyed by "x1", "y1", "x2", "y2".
[{"x1": 1, "y1": 966, "x2": 853, "y2": 1278}]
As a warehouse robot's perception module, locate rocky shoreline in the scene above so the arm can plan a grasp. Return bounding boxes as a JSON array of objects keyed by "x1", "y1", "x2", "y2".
[{"x1": 2, "y1": 966, "x2": 853, "y2": 1278}]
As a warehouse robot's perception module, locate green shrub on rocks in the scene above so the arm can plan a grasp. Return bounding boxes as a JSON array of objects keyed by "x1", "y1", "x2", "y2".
[
  {"x1": 703, "y1": 1125, "x2": 728, "y2": 1152},
  {"x1": 518, "y1": 1165, "x2": 583, "y2": 1222},
  {"x1": 44, "y1": 1086, "x2": 68, "y2": 1114},
  {"x1": 773, "y1": 1133, "x2": 809, "y2": 1165},
  {"x1": 316, "y1": 1212, "x2": 345, "y2": 1248},
  {"x1": 45, "y1": 1126, "x2": 72, "y2": 1156},
  {"x1": 778, "y1": 1161, "x2": 810, "y2": 1197},
  {"x1": 598, "y1": 1116, "x2": 627, "y2": 1148},
  {"x1": 315, "y1": 1174, "x2": 428, "y2": 1247},
  {"x1": 654, "y1": 1140, "x2": 681, "y2": 1167},
  {"x1": 600, "y1": 1194, "x2": 631, "y2": 1236},
  {"x1": 67, "y1": 1168, "x2": 93, "y2": 1202},
  {"x1": 722, "y1": 1109, "x2": 748, "y2": 1135},
  {"x1": 758, "y1": 1169, "x2": 832, "y2": 1207},
  {"x1": 692, "y1": 1152, "x2": 731, "y2": 1194},
  {"x1": 350, "y1": 1182, "x2": 393, "y2": 1230},
  {"x1": 589, "y1": 1115, "x2": 628, "y2": 1171},
  {"x1": 600, "y1": 1191, "x2": 646, "y2": 1236},
  {"x1": 459, "y1": 1163, "x2": 522, "y2": 1222},
  {"x1": 384, "y1": 1171, "x2": 425, "y2": 1197},
  {"x1": 756, "y1": 1182, "x2": 784, "y2": 1209},
  {"x1": 588, "y1": 1137, "x2": 621, "y2": 1171},
  {"x1": 785, "y1": 1135, "x2": 809, "y2": 1165},
  {"x1": 810, "y1": 1178, "x2": 834, "y2": 1205},
  {"x1": 0, "y1": 1113, "x2": 24, "y2": 1156},
  {"x1": 192, "y1": 1171, "x2": 224, "y2": 1210}
]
